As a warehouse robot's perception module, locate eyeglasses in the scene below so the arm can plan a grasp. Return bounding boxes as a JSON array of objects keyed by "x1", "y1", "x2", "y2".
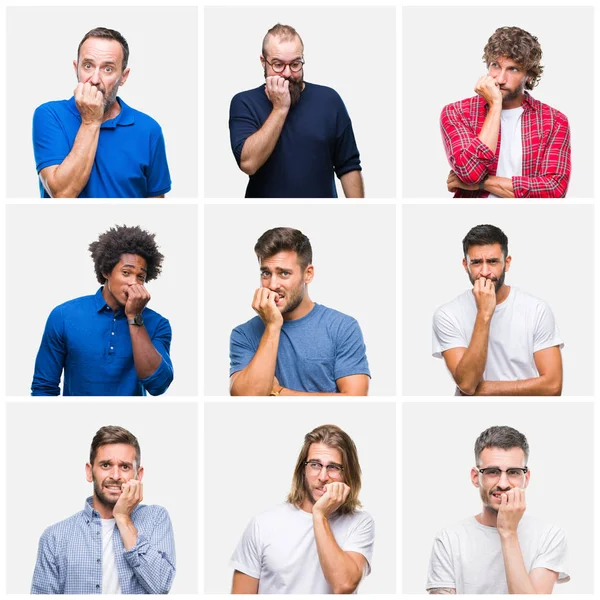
[
  {"x1": 305, "y1": 460, "x2": 344, "y2": 478},
  {"x1": 264, "y1": 57, "x2": 305, "y2": 73},
  {"x1": 478, "y1": 467, "x2": 528, "y2": 483}
]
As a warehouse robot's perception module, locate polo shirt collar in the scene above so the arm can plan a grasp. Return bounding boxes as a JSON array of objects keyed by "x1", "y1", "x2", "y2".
[
  {"x1": 95, "y1": 286, "x2": 124, "y2": 316},
  {"x1": 66, "y1": 96, "x2": 135, "y2": 128}
]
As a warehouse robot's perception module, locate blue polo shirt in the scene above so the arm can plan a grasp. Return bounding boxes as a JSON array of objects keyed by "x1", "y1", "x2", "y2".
[
  {"x1": 31, "y1": 288, "x2": 174, "y2": 396},
  {"x1": 32, "y1": 97, "x2": 171, "y2": 198}
]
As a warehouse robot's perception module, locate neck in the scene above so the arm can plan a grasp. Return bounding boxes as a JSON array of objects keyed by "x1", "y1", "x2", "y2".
[
  {"x1": 495, "y1": 284, "x2": 511, "y2": 305},
  {"x1": 92, "y1": 495, "x2": 115, "y2": 519},
  {"x1": 299, "y1": 498, "x2": 314, "y2": 513},
  {"x1": 102, "y1": 98, "x2": 122, "y2": 123},
  {"x1": 102, "y1": 284, "x2": 121, "y2": 312},
  {"x1": 283, "y1": 294, "x2": 315, "y2": 322},
  {"x1": 476, "y1": 505, "x2": 499, "y2": 528},
  {"x1": 502, "y1": 93, "x2": 525, "y2": 110}
]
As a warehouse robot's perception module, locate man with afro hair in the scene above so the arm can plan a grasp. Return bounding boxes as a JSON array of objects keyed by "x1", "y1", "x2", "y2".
[
  {"x1": 441, "y1": 26, "x2": 571, "y2": 198},
  {"x1": 32, "y1": 225, "x2": 173, "y2": 395}
]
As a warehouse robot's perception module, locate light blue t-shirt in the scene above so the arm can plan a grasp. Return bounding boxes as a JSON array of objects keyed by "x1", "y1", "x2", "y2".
[
  {"x1": 32, "y1": 96, "x2": 171, "y2": 198},
  {"x1": 229, "y1": 303, "x2": 370, "y2": 393}
]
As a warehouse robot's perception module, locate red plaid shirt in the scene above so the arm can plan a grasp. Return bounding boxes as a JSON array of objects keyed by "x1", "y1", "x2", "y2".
[{"x1": 440, "y1": 93, "x2": 571, "y2": 197}]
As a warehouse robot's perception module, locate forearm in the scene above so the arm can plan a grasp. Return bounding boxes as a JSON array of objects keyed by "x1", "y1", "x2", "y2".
[
  {"x1": 115, "y1": 515, "x2": 138, "y2": 551},
  {"x1": 279, "y1": 388, "x2": 356, "y2": 397},
  {"x1": 482, "y1": 175, "x2": 515, "y2": 198},
  {"x1": 41, "y1": 122, "x2": 100, "y2": 197},
  {"x1": 501, "y1": 533, "x2": 537, "y2": 594},
  {"x1": 474, "y1": 375, "x2": 562, "y2": 396},
  {"x1": 230, "y1": 326, "x2": 280, "y2": 396},
  {"x1": 477, "y1": 103, "x2": 501, "y2": 155},
  {"x1": 453, "y1": 314, "x2": 491, "y2": 395},
  {"x1": 313, "y1": 513, "x2": 362, "y2": 594},
  {"x1": 340, "y1": 170, "x2": 364, "y2": 198},
  {"x1": 239, "y1": 107, "x2": 289, "y2": 175},
  {"x1": 129, "y1": 325, "x2": 163, "y2": 379}
]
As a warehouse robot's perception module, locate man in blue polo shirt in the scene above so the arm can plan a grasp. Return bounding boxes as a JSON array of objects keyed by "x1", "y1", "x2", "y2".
[
  {"x1": 229, "y1": 23, "x2": 364, "y2": 198},
  {"x1": 229, "y1": 227, "x2": 370, "y2": 395},
  {"x1": 31, "y1": 225, "x2": 174, "y2": 396},
  {"x1": 32, "y1": 27, "x2": 171, "y2": 198}
]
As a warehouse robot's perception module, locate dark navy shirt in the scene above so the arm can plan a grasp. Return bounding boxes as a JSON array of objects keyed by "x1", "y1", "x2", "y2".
[
  {"x1": 32, "y1": 288, "x2": 173, "y2": 396},
  {"x1": 33, "y1": 97, "x2": 171, "y2": 198},
  {"x1": 229, "y1": 82, "x2": 361, "y2": 198}
]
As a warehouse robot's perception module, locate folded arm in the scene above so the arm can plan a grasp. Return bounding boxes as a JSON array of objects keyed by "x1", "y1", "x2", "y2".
[{"x1": 278, "y1": 373, "x2": 369, "y2": 396}]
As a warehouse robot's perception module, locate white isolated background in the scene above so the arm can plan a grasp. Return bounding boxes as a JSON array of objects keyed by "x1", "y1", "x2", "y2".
[
  {"x1": 204, "y1": 204, "x2": 396, "y2": 396},
  {"x1": 402, "y1": 6, "x2": 594, "y2": 198},
  {"x1": 5, "y1": 204, "x2": 198, "y2": 396},
  {"x1": 6, "y1": 6, "x2": 198, "y2": 198},
  {"x1": 402, "y1": 204, "x2": 594, "y2": 396},
  {"x1": 5, "y1": 401, "x2": 198, "y2": 594},
  {"x1": 204, "y1": 5, "x2": 396, "y2": 198},
  {"x1": 204, "y1": 401, "x2": 396, "y2": 594},
  {"x1": 402, "y1": 402, "x2": 594, "y2": 594}
]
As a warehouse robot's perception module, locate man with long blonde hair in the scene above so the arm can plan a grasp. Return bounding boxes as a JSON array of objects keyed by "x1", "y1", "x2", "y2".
[{"x1": 230, "y1": 424, "x2": 374, "y2": 593}]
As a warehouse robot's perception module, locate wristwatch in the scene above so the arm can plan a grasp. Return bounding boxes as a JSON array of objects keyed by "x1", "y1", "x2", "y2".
[
  {"x1": 127, "y1": 314, "x2": 144, "y2": 327},
  {"x1": 479, "y1": 176, "x2": 489, "y2": 191}
]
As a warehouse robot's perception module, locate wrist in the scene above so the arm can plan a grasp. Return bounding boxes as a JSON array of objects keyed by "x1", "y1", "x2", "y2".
[{"x1": 498, "y1": 528, "x2": 518, "y2": 541}]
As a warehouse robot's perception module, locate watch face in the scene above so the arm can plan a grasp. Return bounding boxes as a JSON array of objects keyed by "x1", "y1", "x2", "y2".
[{"x1": 134, "y1": 314, "x2": 144, "y2": 326}]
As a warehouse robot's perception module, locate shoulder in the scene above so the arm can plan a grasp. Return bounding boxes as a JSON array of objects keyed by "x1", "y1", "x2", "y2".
[
  {"x1": 121, "y1": 100, "x2": 164, "y2": 133},
  {"x1": 133, "y1": 503, "x2": 171, "y2": 521},
  {"x1": 433, "y1": 290, "x2": 472, "y2": 320},
  {"x1": 231, "y1": 85, "x2": 266, "y2": 106},
  {"x1": 433, "y1": 516, "x2": 479, "y2": 540},
  {"x1": 39, "y1": 509, "x2": 84, "y2": 542},
  {"x1": 231, "y1": 315, "x2": 264, "y2": 336},
  {"x1": 142, "y1": 305, "x2": 169, "y2": 324},
  {"x1": 527, "y1": 94, "x2": 569, "y2": 125},
  {"x1": 314, "y1": 304, "x2": 358, "y2": 326},
  {"x1": 306, "y1": 82, "x2": 344, "y2": 101},
  {"x1": 520, "y1": 514, "x2": 566, "y2": 537},
  {"x1": 34, "y1": 99, "x2": 73, "y2": 118},
  {"x1": 344, "y1": 508, "x2": 375, "y2": 527},
  {"x1": 49, "y1": 294, "x2": 97, "y2": 316},
  {"x1": 511, "y1": 287, "x2": 552, "y2": 311},
  {"x1": 441, "y1": 96, "x2": 485, "y2": 118}
]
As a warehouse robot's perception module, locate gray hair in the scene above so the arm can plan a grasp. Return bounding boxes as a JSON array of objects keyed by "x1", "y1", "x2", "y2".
[{"x1": 474, "y1": 425, "x2": 529, "y2": 464}]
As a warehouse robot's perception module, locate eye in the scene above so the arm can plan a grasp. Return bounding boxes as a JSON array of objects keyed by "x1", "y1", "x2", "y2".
[
  {"x1": 84, "y1": 63, "x2": 92, "y2": 69},
  {"x1": 485, "y1": 468, "x2": 500, "y2": 476},
  {"x1": 105, "y1": 66, "x2": 113, "y2": 73},
  {"x1": 328, "y1": 465, "x2": 342, "y2": 473},
  {"x1": 260, "y1": 270, "x2": 270, "y2": 278},
  {"x1": 137, "y1": 275, "x2": 145, "y2": 281},
  {"x1": 291, "y1": 61, "x2": 302, "y2": 69},
  {"x1": 121, "y1": 465, "x2": 130, "y2": 470},
  {"x1": 281, "y1": 271, "x2": 291, "y2": 277},
  {"x1": 507, "y1": 469, "x2": 521, "y2": 476},
  {"x1": 272, "y1": 62, "x2": 284, "y2": 69}
]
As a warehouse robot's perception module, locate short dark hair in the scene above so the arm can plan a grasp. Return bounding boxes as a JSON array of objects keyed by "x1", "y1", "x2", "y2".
[
  {"x1": 483, "y1": 26, "x2": 543, "y2": 90},
  {"x1": 254, "y1": 227, "x2": 313, "y2": 270},
  {"x1": 474, "y1": 425, "x2": 530, "y2": 464},
  {"x1": 89, "y1": 225, "x2": 164, "y2": 284},
  {"x1": 78, "y1": 27, "x2": 130, "y2": 70},
  {"x1": 262, "y1": 23, "x2": 304, "y2": 59},
  {"x1": 462, "y1": 224, "x2": 509, "y2": 259},
  {"x1": 89, "y1": 425, "x2": 141, "y2": 469}
]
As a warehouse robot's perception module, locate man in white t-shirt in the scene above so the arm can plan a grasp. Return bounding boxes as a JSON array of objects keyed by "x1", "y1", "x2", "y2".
[
  {"x1": 31, "y1": 426, "x2": 175, "y2": 594},
  {"x1": 432, "y1": 223, "x2": 563, "y2": 396},
  {"x1": 230, "y1": 424, "x2": 375, "y2": 593},
  {"x1": 427, "y1": 425, "x2": 570, "y2": 594}
]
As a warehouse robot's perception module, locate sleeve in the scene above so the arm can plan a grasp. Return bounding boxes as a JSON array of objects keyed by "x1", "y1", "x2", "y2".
[
  {"x1": 32, "y1": 103, "x2": 71, "y2": 173},
  {"x1": 333, "y1": 317, "x2": 370, "y2": 381},
  {"x1": 31, "y1": 528, "x2": 61, "y2": 594},
  {"x1": 531, "y1": 525, "x2": 570, "y2": 583},
  {"x1": 333, "y1": 95, "x2": 361, "y2": 177},
  {"x1": 147, "y1": 125, "x2": 172, "y2": 196},
  {"x1": 343, "y1": 512, "x2": 375, "y2": 576},
  {"x1": 141, "y1": 317, "x2": 174, "y2": 396},
  {"x1": 440, "y1": 102, "x2": 496, "y2": 185},
  {"x1": 229, "y1": 93, "x2": 261, "y2": 166},
  {"x1": 31, "y1": 307, "x2": 66, "y2": 396},
  {"x1": 229, "y1": 325, "x2": 258, "y2": 376},
  {"x1": 426, "y1": 531, "x2": 456, "y2": 591},
  {"x1": 512, "y1": 112, "x2": 571, "y2": 198},
  {"x1": 229, "y1": 517, "x2": 262, "y2": 579},
  {"x1": 533, "y1": 301, "x2": 564, "y2": 353},
  {"x1": 432, "y1": 307, "x2": 467, "y2": 358},
  {"x1": 123, "y1": 506, "x2": 176, "y2": 594}
]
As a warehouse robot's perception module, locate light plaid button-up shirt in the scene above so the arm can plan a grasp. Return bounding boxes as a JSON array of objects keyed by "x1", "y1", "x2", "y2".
[
  {"x1": 440, "y1": 92, "x2": 571, "y2": 198},
  {"x1": 31, "y1": 497, "x2": 176, "y2": 594}
]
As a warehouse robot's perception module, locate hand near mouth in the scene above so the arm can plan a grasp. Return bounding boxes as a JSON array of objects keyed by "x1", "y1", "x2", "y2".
[
  {"x1": 496, "y1": 487, "x2": 526, "y2": 536},
  {"x1": 252, "y1": 287, "x2": 283, "y2": 329},
  {"x1": 312, "y1": 482, "x2": 351, "y2": 519},
  {"x1": 113, "y1": 479, "x2": 144, "y2": 519}
]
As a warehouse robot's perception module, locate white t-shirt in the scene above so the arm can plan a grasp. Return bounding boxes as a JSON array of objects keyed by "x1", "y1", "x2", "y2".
[
  {"x1": 427, "y1": 515, "x2": 570, "y2": 593},
  {"x1": 230, "y1": 503, "x2": 375, "y2": 594},
  {"x1": 101, "y1": 518, "x2": 122, "y2": 594},
  {"x1": 432, "y1": 287, "x2": 563, "y2": 395},
  {"x1": 489, "y1": 106, "x2": 524, "y2": 198}
]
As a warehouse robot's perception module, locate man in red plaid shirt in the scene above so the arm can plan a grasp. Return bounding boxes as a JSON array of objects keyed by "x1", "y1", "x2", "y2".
[{"x1": 441, "y1": 27, "x2": 571, "y2": 198}]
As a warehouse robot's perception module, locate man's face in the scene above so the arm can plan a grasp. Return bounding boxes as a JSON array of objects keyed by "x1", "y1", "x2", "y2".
[
  {"x1": 261, "y1": 35, "x2": 304, "y2": 107},
  {"x1": 259, "y1": 250, "x2": 313, "y2": 315},
  {"x1": 103, "y1": 253, "x2": 148, "y2": 308},
  {"x1": 487, "y1": 56, "x2": 528, "y2": 104},
  {"x1": 85, "y1": 443, "x2": 143, "y2": 509},
  {"x1": 462, "y1": 243, "x2": 511, "y2": 293},
  {"x1": 74, "y1": 37, "x2": 130, "y2": 113},
  {"x1": 471, "y1": 446, "x2": 530, "y2": 513},
  {"x1": 304, "y1": 442, "x2": 345, "y2": 505}
]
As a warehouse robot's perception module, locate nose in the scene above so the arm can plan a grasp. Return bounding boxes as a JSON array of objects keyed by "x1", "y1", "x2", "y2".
[
  {"x1": 89, "y1": 67, "x2": 101, "y2": 85},
  {"x1": 480, "y1": 261, "x2": 493, "y2": 277},
  {"x1": 318, "y1": 466, "x2": 330, "y2": 482},
  {"x1": 281, "y1": 64, "x2": 292, "y2": 77},
  {"x1": 109, "y1": 465, "x2": 121, "y2": 480},
  {"x1": 267, "y1": 274, "x2": 279, "y2": 290},
  {"x1": 497, "y1": 470, "x2": 511, "y2": 488},
  {"x1": 496, "y1": 69, "x2": 507, "y2": 85}
]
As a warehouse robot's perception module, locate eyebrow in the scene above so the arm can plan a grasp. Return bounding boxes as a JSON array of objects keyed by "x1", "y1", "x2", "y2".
[
  {"x1": 98, "y1": 459, "x2": 134, "y2": 467},
  {"x1": 122, "y1": 263, "x2": 147, "y2": 272},
  {"x1": 307, "y1": 458, "x2": 343, "y2": 467},
  {"x1": 81, "y1": 57, "x2": 117, "y2": 66},
  {"x1": 260, "y1": 266, "x2": 293, "y2": 272}
]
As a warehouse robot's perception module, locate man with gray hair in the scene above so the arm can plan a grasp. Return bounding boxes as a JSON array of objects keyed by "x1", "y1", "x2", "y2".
[
  {"x1": 229, "y1": 23, "x2": 364, "y2": 198},
  {"x1": 426, "y1": 425, "x2": 569, "y2": 594},
  {"x1": 31, "y1": 426, "x2": 175, "y2": 594}
]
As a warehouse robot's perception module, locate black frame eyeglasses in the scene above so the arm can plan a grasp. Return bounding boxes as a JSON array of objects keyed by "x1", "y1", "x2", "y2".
[
  {"x1": 264, "y1": 57, "x2": 305, "y2": 73},
  {"x1": 304, "y1": 460, "x2": 344, "y2": 477},
  {"x1": 478, "y1": 467, "x2": 529, "y2": 480}
]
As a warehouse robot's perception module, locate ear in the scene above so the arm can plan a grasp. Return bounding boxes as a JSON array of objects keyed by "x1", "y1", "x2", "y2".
[
  {"x1": 462, "y1": 257, "x2": 469, "y2": 274},
  {"x1": 504, "y1": 255, "x2": 512, "y2": 272},
  {"x1": 304, "y1": 264, "x2": 314, "y2": 284},
  {"x1": 119, "y1": 67, "x2": 131, "y2": 86},
  {"x1": 102, "y1": 272, "x2": 109, "y2": 281},
  {"x1": 136, "y1": 466, "x2": 145, "y2": 482},
  {"x1": 523, "y1": 468, "x2": 530, "y2": 489},
  {"x1": 260, "y1": 55, "x2": 266, "y2": 67},
  {"x1": 73, "y1": 59, "x2": 78, "y2": 75},
  {"x1": 85, "y1": 462, "x2": 93, "y2": 483},
  {"x1": 470, "y1": 467, "x2": 480, "y2": 488}
]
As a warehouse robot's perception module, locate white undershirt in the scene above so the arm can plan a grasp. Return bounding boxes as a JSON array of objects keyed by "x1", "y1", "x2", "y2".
[
  {"x1": 101, "y1": 518, "x2": 122, "y2": 594},
  {"x1": 488, "y1": 106, "x2": 524, "y2": 198}
]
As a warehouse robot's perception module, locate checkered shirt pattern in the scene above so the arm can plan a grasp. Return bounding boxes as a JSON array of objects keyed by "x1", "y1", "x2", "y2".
[
  {"x1": 440, "y1": 93, "x2": 571, "y2": 198},
  {"x1": 31, "y1": 497, "x2": 176, "y2": 594}
]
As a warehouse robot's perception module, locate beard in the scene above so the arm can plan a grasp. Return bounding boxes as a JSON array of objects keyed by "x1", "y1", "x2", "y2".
[
  {"x1": 500, "y1": 82, "x2": 526, "y2": 105},
  {"x1": 277, "y1": 282, "x2": 305, "y2": 315},
  {"x1": 264, "y1": 68, "x2": 304, "y2": 108},
  {"x1": 93, "y1": 475, "x2": 124, "y2": 510},
  {"x1": 480, "y1": 483, "x2": 512, "y2": 514},
  {"x1": 77, "y1": 75, "x2": 121, "y2": 113},
  {"x1": 468, "y1": 267, "x2": 506, "y2": 292}
]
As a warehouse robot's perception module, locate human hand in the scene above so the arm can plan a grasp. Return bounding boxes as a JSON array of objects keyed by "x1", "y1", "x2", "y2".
[
  {"x1": 447, "y1": 170, "x2": 479, "y2": 193},
  {"x1": 313, "y1": 482, "x2": 351, "y2": 519},
  {"x1": 74, "y1": 82, "x2": 105, "y2": 125},
  {"x1": 113, "y1": 479, "x2": 143, "y2": 519},
  {"x1": 264, "y1": 76, "x2": 291, "y2": 111},
  {"x1": 124, "y1": 284, "x2": 151, "y2": 320},
  {"x1": 252, "y1": 288, "x2": 284, "y2": 329},
  {"x1": 472, "y1": 276, "x2": 497, "y2": 319},
  {"x1": 497, "y1": 487, "x2": 526, "y2": 537},
  {"x1": 474, "y1": 75, "x2": 503, "y2": 106}
]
